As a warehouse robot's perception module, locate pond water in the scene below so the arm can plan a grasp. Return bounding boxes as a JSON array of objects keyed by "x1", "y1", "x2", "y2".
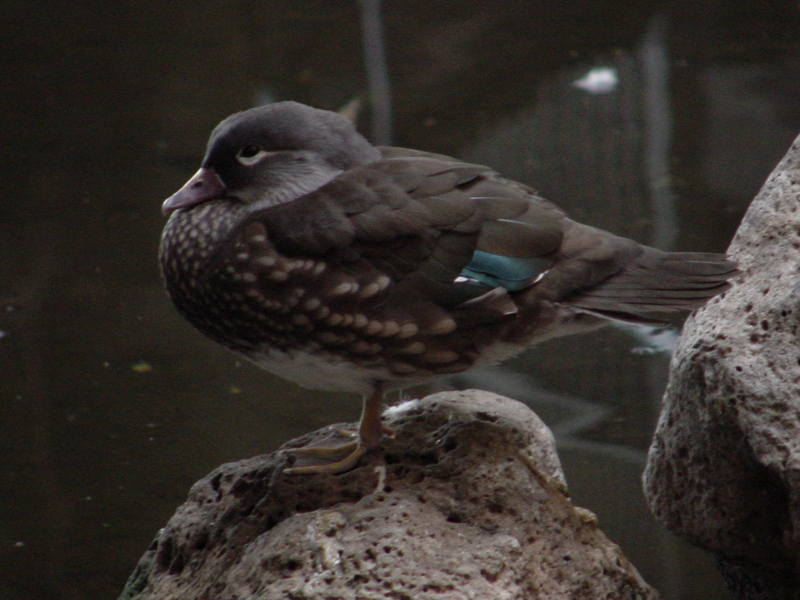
[{"x1": 2, "y1": 1, "x2": 799, "y2": 598}]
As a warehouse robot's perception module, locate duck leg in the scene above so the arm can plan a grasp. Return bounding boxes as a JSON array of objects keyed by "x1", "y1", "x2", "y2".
[{"x1": 284, "y1": 386, "x2": 386, "y2": 475}]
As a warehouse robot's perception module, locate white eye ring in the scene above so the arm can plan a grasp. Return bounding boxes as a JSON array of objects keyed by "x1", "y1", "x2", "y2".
[{"x1": 236, "y1": 145, "x2": 269, "y2": 166}]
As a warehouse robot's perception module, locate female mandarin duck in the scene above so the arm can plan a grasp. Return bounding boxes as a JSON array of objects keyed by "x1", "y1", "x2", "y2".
[{"x1": 160, "y1": 101, "x2": 736, "y2": 474}]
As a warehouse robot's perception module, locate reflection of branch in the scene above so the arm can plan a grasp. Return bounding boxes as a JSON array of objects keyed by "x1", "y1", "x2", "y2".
[
  {"x1": 639, "y1": 14, "x2": 678, "y2": 251},
  {"x1": 358, "y1": 0, "x2": 392, "y2": 145},
  {"x1": 637, "y1": 14, "x2": 679, "y2": 414}
]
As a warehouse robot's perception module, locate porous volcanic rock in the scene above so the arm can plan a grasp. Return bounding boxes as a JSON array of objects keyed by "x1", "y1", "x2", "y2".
[
  {"x1": 644, "y1": 134, "x2": 800, "y2": 599},
  {"x1": 120, "y1": 390, "x2": 657, "y2": 599}
]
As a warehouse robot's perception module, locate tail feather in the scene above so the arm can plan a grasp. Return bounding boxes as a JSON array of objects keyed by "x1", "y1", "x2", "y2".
[{"x1": 566, "y1": 250, "x2": 737, "y2": 323}]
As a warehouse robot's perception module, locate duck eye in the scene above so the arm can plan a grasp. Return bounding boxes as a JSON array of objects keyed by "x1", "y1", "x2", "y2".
[
  {"x1": 238, "y1": 145, "x2": 262, "y2": 158},
  {"x1": 236, "y1": 144, "x2": 268, "y2": 166}
]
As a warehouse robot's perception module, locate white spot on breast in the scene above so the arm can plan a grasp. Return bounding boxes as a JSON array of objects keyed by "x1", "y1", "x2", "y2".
[
  {"x1": 397, "y1": 341, "x2": 426, "y2": 354},
  {"x1": 429, "y1": 317, "x2": 457, "y2": 335},
  {"x1": 328, "y1": 281, "x2": 358, "y2": 296},
  {"x1": 303, "y1": 298, "x2": 321, "y2": 311},
  {"x1": 255, "y1": 256, "x2": 276, "y2": 267},
  {"x1": 379, "y1": 321, "x2": 401, "y2": 337},
  {"x1": 388, "y1": 361, "x2": 418, "y2": 375},
  {"x1": 359, "y1": 282, "x2": 381, "y2": 298},
  {"x1": 365, "y1": 320, "x2": 383, "y2": 335},
  {"x1": 397, "y1": 323, "x2": 419, "y2": 339}
]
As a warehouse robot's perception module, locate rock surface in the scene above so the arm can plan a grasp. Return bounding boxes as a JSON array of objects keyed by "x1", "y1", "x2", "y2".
[
  {"x1": 643, "y1": 134, "x2": 800, "y2": 598},
  {"x1": 120, "y1": 390, "x2": 657, "y2": 600}
]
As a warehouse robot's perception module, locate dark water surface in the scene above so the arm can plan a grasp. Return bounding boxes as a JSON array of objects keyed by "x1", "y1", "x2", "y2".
[{"x1": 2, "y1": 1, "x2": 799, "y2": 598}]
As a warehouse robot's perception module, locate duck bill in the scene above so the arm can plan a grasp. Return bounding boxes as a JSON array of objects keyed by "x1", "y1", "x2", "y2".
[{"x1": 162, "y1": 167, "x2": 226, "y2": 215}]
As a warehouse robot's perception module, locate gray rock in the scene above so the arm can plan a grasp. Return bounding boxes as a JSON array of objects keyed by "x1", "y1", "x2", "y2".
[
  {"x1": 643, "y1": 134, "x2": 800, "y2": 598},
  {"x1": 121, "y1": 390, "x2": 657, "y2": 599}
]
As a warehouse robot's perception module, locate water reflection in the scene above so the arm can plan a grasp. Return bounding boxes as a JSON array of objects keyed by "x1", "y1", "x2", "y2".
[{"x1": 2, "y1": 1, "x2": 799, "y2": 598}]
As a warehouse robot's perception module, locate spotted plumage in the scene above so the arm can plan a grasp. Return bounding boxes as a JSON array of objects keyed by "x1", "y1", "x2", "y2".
[{"x1": 160, "y1": 101, "x2": 736, "y2": 473}]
